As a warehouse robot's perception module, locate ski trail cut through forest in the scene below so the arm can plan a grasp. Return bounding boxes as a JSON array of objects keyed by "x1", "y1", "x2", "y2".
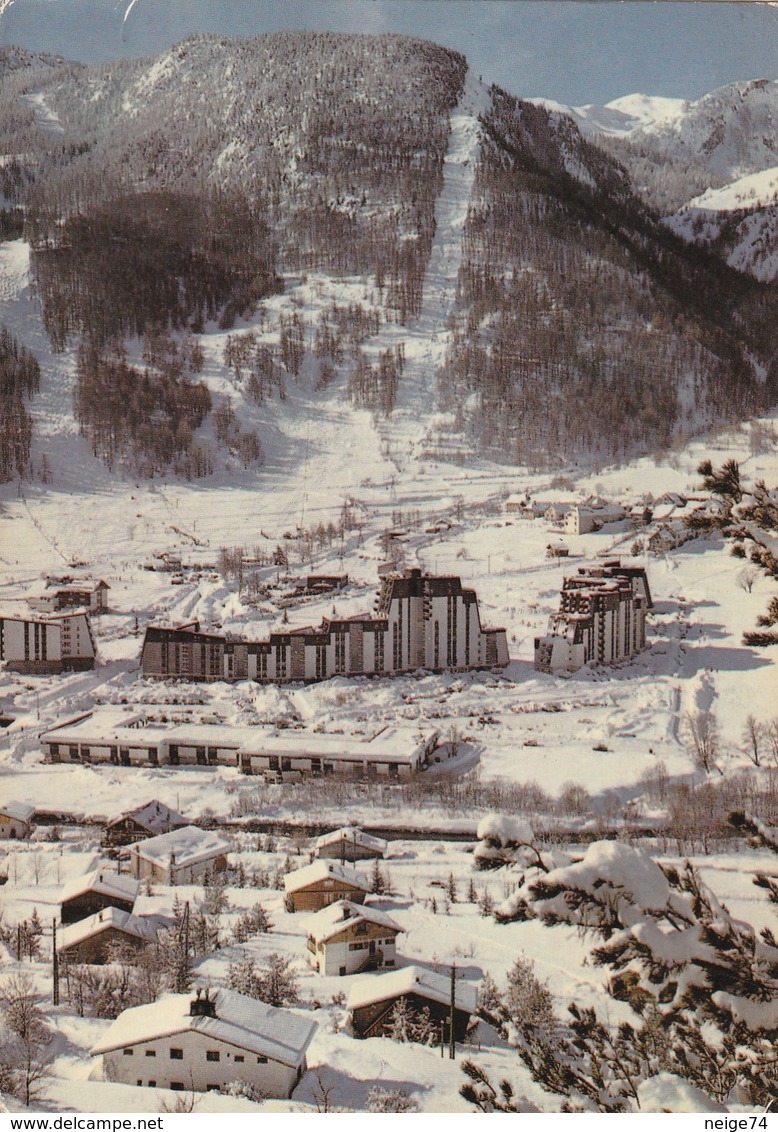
[{"x1": 374, "y1": 71, "x2": 487, "y2": 459}]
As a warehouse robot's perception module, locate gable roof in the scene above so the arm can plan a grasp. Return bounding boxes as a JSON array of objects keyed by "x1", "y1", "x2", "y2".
[
  {"x1": 130, "y1": 825, "x2": 230, "y2": 869},
  {"x1": 315, "y1": 826, "x2": 388, "y2": 855},
  {"x1": 347, "y1": 964, "x2": 478, "y2": 1015},
  {"x1": 90, "y1": 988, "x2": 317, "y2": 1067},
  {"x1": 284, "y1": 859, "x2": 370, "y2": 895},
  {"x1": 301, "y1": 899, "x2": 402, "y2": 944},
  {"x1": 60, "y1": 868, "x2": 140, "y2": 907},
  {"x1": 0, "y1": 801, "x2": 35, "y2": 823},
  {"x1": 107, "y1": 800, "x2": 187, "y2": 835},
  {"x1": 58, "y1": 907, "x2": 157, "y2": 952}
]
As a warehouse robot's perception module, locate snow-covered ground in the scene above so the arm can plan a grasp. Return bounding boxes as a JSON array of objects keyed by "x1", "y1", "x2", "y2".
[{"x1": 2, "y1": 66, "x2": 778, "y2": 1114}]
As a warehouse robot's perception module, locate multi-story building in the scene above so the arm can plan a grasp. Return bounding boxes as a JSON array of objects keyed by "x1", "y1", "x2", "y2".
[
  {"x1": 0, "y1": 609, "x2": 96, "y2": 674},
  {"x1": 28, "y1": 577, "x2": 110, "y2": 614},
  {"x1": 141, "y1": 568, "x2": 508, "y2": 683},
  {"x1": 534, "y1": 560, "x2": 650, "y2": 674}
]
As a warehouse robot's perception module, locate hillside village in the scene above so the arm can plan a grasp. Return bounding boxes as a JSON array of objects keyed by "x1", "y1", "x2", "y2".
[{"x1": 1, "y1": 27, "x2": 778, "y2": 1117}]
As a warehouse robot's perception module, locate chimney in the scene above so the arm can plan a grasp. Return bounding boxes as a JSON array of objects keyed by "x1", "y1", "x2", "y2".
[{"x1": 189, "y1": 988, "x2": 217, "y2": 1018}]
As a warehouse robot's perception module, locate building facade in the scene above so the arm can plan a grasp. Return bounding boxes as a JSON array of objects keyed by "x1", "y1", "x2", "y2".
[
  {"x1": 534, "y1": 561, "x2": 650, "y2": 674},
  {"x1": 347, "y1": 966, "x2": 477, "y2": 1041},
  {"x1": 302, "y1": 900, "x2": 402, "y2": 976},
  {"x1": 0, "y1": 802, "x2": 35, "y2": 839},
  {"x1": 91, "y1": 988, "x2": 316, "y2": 1097},
  {"x1": 141, "y1": 568, "x2": 509, "y2": 683},
  {"x1": 60, "y1": 870, "x2": 140, "y2": 925},
  {"x1": 284, "y1": 860, "x2": 371, "y2": 913},
  {"x1": 0, "y1": 610, "x2": 96, "y2": 674},
  {"x1": 57, "y1": 908, "x2": 156, "y2": 965}
]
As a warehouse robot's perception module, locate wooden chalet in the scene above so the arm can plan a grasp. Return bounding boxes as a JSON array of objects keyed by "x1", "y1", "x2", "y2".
[
  {"x1": 347, "y1": 965, "x2": 478, "y2": 1042},
  {"x1": 103, "y1": 800, "x2": 188, "y2": 848},
  {"x1": 315, "y1": 826, "x2": 388, "y2": 862},
  {"x1": 284, "y1": 859, "x2": 371, "y2": 913},
  {"x1": 128, "y1": 826, "x2": 230, "y2": 885},
  {"x1": 57, "y1": 907, "x2": 157, "y2": 964},
  {"x1": 302, "y1": 899, "x2": 402, "y2": 976},
  {"x1": 60, "y1": 869, "x2": 140, "y2": 925}
]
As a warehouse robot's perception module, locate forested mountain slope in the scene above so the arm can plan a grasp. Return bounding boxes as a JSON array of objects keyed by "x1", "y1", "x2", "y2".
[
  {"x1": 0, "y1": 35, "x2": 775, "y2": 482},
  {"x1": 438, "y1": 88, "x2": 778, "y2": 466}
]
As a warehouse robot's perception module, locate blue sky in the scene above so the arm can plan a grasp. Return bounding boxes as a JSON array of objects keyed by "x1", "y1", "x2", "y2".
[{"x1": 2, "y1": 0, "x2": 776, "y2": 104}]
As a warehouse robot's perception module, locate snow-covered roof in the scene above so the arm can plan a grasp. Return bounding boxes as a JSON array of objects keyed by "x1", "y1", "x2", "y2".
[
  {"x1": 315, "y1": 826, "x2": 388, "y2": 854},
  {"x1": 347, "y1": 965, "x2": 478, "y2": 1015},
  {"x1": 301, "y1": 899, "x2": 402, "y2": 944},
  {"x1": 239, "y1": 724, "x2": 436, "y2": 765},
  {"x1": 107, "y1": 800, "x2": 187, "y2": 834},
  {"x1": 130, "y1": 825, "x2": 230, "y2": 869},
  {"x1": 60, "y1": 868, "x2": 140, "y2": 907},
  {"x1": 41, "y1": 711, "x2": 157, "y2": 746},
  {"x1": 58, "y1": 907, "x2": 157, "y2": 952},
  {"x1": 284, "y1": 859, "x2": 370, "y2": 894},
  {"x1": 0, "y1": 801, "x2": 35, "y2": 822},
  {"x1": 90, "y1": 988, "x2": 317, "y2": 1068}
]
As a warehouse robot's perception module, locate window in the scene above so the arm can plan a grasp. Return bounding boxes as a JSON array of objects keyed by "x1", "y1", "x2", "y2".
[
  {"x1": 206, "y1": 1051, "x2": 220, "y2": 1062},
  {"x1": 136, "y1": 1079, "x2": 142, "y2": 1086},
  {"x1": 145, "y1": 1050, "x2": 156, "y2": 1058},
  {"x1": 169, "y1": 1049, "x2": 183, "y2": 1060},
  {"x1": 257, "y1": 1056, "x2": 268, "y2": 1064},
  {"x1": 234, "y1": 1055, "x2": 244, "y2": 1064},
  {"x1": 171, "y1": 1083, "x2": 184, "y2": 1091},
  {"x1": 147, "y1": 1081, "x2": 156, "y2": 1087},
  {"x1": 123, "y1": 1049, "x2": 133, "y2": 1057}
]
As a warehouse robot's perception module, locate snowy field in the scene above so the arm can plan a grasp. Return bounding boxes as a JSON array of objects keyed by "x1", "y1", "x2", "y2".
[{"x1": 2, "y1": 73, "x2": 778, "y2": 1113}]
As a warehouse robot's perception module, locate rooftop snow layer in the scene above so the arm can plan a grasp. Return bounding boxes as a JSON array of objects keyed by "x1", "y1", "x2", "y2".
[
  {"x1": 347, "y1": 964, "x2": 478, "y2": 1014},
  {"x1": 90, "y1": 988, "x2": 317, "y2": 1067},
  {"x1": 58, "y1": 906, "x2": 157, "y2": 951},
  {"x1": 130, "y1": 825, "x2": 230, "y2": 867},
  {"x1": 60, "y1": 868, "x2": 140, "y2": 906},
  {"x1": 284, "y1": 859, "x2": 370, "y2": 894},
  {"x1": 301, "y1": 899, "x2": 402, "y2": 943}
]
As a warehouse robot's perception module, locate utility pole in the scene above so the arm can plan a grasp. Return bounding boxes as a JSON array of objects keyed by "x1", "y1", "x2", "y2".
[
  {"x1": 449, "y1": 962, "x2": 456, "y2": 1060},
  {"x1": 52, "y1": 919, "x2": 59, "y2": 1006}
]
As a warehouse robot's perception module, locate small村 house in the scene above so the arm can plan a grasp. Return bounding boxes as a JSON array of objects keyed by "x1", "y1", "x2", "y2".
[
  {"x1": 315, "y1": 826, "x2": 388, "y2": 862},
  {"x1": 302, "y1": 899, "x2": 402, "y2": 976},
  {"x1": 128, "y1": 826, "x2": 230, "y2": 885},
  {"x1": 91, "y1": 987, "x2": 317, "y2": 1097},
  {"x1": 57, "y1": 907, "x2": 157, "y2": 965},
  {"x1": 284, "y1": 859, "x2": 371, "y2": 913},
  {"x1": 347, "y1": 965, "x2": 478, "y2": 1041},
  {"x1": 103, "y1": 800, "x2": 188, "y2": 848},
  {"x1": 0, "y1": 801, "x2": 36, "y2": 839},
  {"x1": 60, "y1": 869, "x2": 140, "y2": 925}
]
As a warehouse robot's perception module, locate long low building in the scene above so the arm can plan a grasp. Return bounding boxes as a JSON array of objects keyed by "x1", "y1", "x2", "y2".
[
  {"x1": 140, "y1": 567, "x2": 509, "y2": 683},
  {"x1": 42, "y1": 710, "x2": 440, "y2": 779}
]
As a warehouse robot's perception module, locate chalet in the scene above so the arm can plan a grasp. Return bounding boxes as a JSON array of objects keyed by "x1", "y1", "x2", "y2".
[
  {"x1": 103, "y1": 801, "x2": 188, "y2": 848},
  {"x1": 60, "y1": 869, "x2": 140, "y2": 925},
  {"x1": 534, "y1": 560, "x2": 650, "y2": 674},
  {"x1": 284, "y1": 859, "x2": 371, "y2": 913},
  {"x1": 57, "y1": 907, "x2": 157, "y2": 965},
  {"x1": 128, "y1": 826, "x2": 230, "y2": 885},
  {"x1": 302, "y1": 900, "x2": 402, "y2": 976},
  {"x1": 91, "y1": 987, "x2": 316, "y2": 1097},
  {"x1": 0, "y1": 609, "x2": 96, "y2": 674},
  {"x1": 0, "y1": 801, "x2": 35, "y2": 839},
  {"x1": 28, "y1": 577, "x2": 110, "y2": 614},
  {"x1": 315, "y1": 826, "x2": 388, "y2": 862},
  {"x1": 141, "y1": 568, "x2": 509, "y2": 683},
  {"x1": 347, "y1": 965, "x2": 478, "y2": 1042}
]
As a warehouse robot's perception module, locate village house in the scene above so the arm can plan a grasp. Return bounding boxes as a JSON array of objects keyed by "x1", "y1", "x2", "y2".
[
  {"x1": 141, "y1": 567, "x2": 509, "y2": 683},
  {"x1": 60, "y1": 869, "x2": 140, "y2": 925},
  {"x1": 102, "y1": 800, "x2": 188, "y2": 848},
  {"x1": 90, "y1": 987, "x2": 316, "y2": 1097},
  {"x1": 0, "y1": 608, "x2": 96, "y2": 674},
  {"x1": 57, "y1": 907, "x2": 157, "y2": 965},
  {"x1": 564, "y1": 502, "x2": 627, "y2": 535},
  {"x1": 347, "y1": 965, "x2": 478, "y2": 1041},
  {"x1": 534, "y1": 560, "x2": 651, "y2": 674},
  {"x1": 315, "y1": 826, "x2": 388, "y2": 863},
  {"x1": 28, "y1": 577, "x2": 110, "y2": 614},
  {"x1": 284, "y1": 859, "x2": 371, "y2": 913},
  {"x1": 0, "y1": 801, "x2": 35, "y2": 839},
  {"x1": 128, "y1": 826, "x2": 230, "y2": 885},
  {"x1": 42, "y1": 710, "x2": 440, "y2": 780},
  {"x1": 302, "y1": 899, "x2": 402, "y2": 976}
]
